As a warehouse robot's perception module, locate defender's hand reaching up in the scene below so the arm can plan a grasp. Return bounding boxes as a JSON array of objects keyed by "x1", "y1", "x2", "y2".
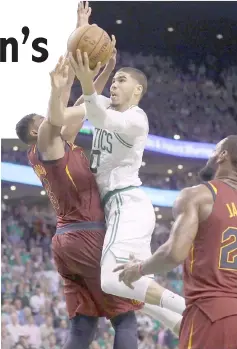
[
  {"x1": 76, "y1": 1, "x2": 92, "y2": 28},
  {"x1": 50, "y1": 56, "x2": 69, "y2": 92}
]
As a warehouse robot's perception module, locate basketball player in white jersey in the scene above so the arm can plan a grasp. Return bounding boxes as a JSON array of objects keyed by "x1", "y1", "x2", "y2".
[{"x1": 66, "y1": 46, "x2": 185, "y2": 323}]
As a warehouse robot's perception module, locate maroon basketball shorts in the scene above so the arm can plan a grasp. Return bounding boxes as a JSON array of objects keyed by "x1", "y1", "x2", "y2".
[
  {"x1": 179, "y1": 303, "x2": 237, "y2": 349},
  {"x1": 52, "y1": 222, "x2": 143, "y2": 319}
]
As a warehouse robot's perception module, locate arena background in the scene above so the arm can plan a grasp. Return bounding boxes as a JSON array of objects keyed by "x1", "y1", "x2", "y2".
[{"x1": 1, "y1": 2, "x2": 237, "y2": 348}]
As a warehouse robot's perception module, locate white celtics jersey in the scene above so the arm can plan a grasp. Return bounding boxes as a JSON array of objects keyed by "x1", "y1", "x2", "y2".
[{"x1": 88, "y1": 95, "x2": 149, "y2": 198}]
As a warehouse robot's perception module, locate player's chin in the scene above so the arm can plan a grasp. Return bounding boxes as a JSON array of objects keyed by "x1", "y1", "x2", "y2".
[{"x1": 110, "y1": 96, "x2": 120, "y2": 107}]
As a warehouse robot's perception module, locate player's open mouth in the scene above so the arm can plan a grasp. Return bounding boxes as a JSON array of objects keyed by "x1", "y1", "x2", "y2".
[{"x1": 110, "y1": 93, "x2": 117, "y2": 97}]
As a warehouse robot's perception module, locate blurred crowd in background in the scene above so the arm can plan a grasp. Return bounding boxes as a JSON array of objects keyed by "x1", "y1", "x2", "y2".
[{"x1": 2, "y1": 49, "x2": 236, "y2": 349}]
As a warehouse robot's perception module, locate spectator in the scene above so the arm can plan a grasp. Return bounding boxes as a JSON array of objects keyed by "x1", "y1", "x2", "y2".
[
  {"x1": 23, "y1": 316, "x2": 42, "y2": 348},
  {"x1": 40, "y1": 316, "x2": 55, "y2": 348},
  {"x1": 34, "y1": 306, "x2": 47, "y2": 326},
  {"x1": 43, "y1": 334, "x2": 60, "y2": 349},
  {"x1": 55, "y1": 319, "x2": 69, "y2": 346},
  {"x1": 6, "y1": 313, "x2": 24, "y2": 345},
  {"x1": 1, "y1": 322, "x2": 14, "y2": 349},
  {"x1": 137, "y1": 312, "x2": 154, "y2": 333},
  {"x1": 15, "y1": 333, "x2": 31, "y2": 349},
  {"x1": 29, "y1": 286, "x2": 45, "y2": 315}
]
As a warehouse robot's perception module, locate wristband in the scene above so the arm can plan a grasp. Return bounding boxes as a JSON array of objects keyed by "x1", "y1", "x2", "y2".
[{"x1": 138, "y1": 262, "x2": 145, "y2": 276}]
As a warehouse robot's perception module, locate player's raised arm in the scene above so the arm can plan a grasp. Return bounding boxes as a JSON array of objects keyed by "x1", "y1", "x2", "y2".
[
  {"x1": 60, "y1": 12, "x2": 117, "y2": 136},
  {"x1": 60, "y1": 1, "x2": 96, "y2": 142},
  {"x1": 61, "y1": 59, "x2": 115, "y2": 125},
  {"x1": 55, "y1": 2, "x2": 92, "y2": 111},
  {"x1": 69, "y1": 45, "x2": 148, "y2": 136},
  {"x1": 37, "y1": 57, "x2": 70, "y2": 160}
]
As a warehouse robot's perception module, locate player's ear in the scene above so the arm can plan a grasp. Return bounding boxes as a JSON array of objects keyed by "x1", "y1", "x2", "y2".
[
  {"x1": 217, "y1": 150, "x2": 228, "y2": 164},
  {"x1": 30, "y1": 128, "x2": 38, "y2": 137},
  {"x1": 134, "y1": 84, "x2": 143, "y2": 97}
]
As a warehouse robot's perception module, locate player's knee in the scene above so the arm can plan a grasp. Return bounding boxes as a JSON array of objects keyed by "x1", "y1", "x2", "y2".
[
  {"x1": 63, "y1": 315, "x2": 98, "y2": 349},
  {"x1": 111, "y1": 310, "x2": 137, "y2": 331}
]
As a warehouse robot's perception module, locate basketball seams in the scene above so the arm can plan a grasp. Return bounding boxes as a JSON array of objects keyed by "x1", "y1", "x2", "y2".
[
  {"x1": 93, "y1": 34, "x2": 112, "y2": 66},
  {"x1": 76, "y1": 26, "x2": 94, "y2": 51},
  {"x1": 88, "y1": 30, "x2": 105, "y2": 59}
]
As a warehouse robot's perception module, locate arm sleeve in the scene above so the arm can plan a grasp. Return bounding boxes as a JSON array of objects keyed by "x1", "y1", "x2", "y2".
[{"x1": 83, "y1": 92, "x2": 148, "y2": 135}]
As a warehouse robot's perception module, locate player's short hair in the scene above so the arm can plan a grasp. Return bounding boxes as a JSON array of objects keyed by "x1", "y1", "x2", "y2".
[
  {"x1": 15, "y1": 113, "x2": 37, "y2": 145},
  {"x1": 118, "y1": 67, "x2": 148, "y2": 98},
  {"x1": 222, "y1": 135, "x2": 237, "y2": 169}
]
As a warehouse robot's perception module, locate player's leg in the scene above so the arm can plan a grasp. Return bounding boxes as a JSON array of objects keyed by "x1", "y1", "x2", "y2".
[
  {"x1": 101, "y1": 250, "x2": 183, "y2": 336},
  {"x1": 144, "y1": 279, "x2": 186, "y2": 315},
  {"x1": 53, "y1": 229, "x2": 140, "y2": 349},
  {"x1": 111, "y1": 311, "x2": 138, "y2": 349},
  {"x1": 143, "y1": 303, "x2": 182, "y2": 337},
  {"x1": 101, "y1": 190, "x2": 185, "y2": 315},
  {"x1": 63, "y1": 315, "x2": 98, "y2": 349},
  {"x1": 102, "y1": 251, "x2": 185, "y2": 314},
  {"x1": 101, "y1": 189, "x2": 155, "y2": 300}
]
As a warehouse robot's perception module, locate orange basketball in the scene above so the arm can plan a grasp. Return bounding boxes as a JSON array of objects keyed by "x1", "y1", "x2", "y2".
[{"x1": 67, "y1": 24, "x2": 112, "y2": 69}]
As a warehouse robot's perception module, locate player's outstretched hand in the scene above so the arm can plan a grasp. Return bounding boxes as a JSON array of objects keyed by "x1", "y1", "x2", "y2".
[
  {"x1": 113, "y1": 254, "x2": 143, "y2": 289},
  {"x1": 69, "y1": 50, "x2": 101, "y2": 82},
  {"x1": 50, "y1": 56, "x2": 69, "y2": 92},
  {"x1": 105, "y1": 35, "x2": 117, "y2": 72},
  {"x1": 76, "y1": 1, "x2": 92, "y2": 28}
]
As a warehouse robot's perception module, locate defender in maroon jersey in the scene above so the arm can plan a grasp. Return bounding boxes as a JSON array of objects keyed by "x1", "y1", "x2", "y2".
[
  {"x1": 116, "y1": 135, "x2": 237, "y2": 349},
  {"x1": 15, "y1": 55, "x2": 142, "y2": 349}
]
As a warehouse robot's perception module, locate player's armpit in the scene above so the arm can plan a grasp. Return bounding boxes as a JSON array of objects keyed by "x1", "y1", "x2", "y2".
[
  {"x1": 84, "y1": 92, "x2": 147, "y2": 135},
  {"x1": 37, "y1": 120, "x2": 65, "y2": 161},
  {"x1": 61, "y1": 121, "x2": 83, "y2": 144}
]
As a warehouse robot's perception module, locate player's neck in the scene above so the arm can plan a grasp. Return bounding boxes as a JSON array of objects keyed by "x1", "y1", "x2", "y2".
[
  {"x1": 215, "y1": 166, "x2": 237, "y2": 187},
  {"x1": 113, "y1": 101, "x2": 138, "y2": 112}
]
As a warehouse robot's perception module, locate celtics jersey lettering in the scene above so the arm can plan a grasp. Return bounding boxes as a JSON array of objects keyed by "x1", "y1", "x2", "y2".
[{"x1": 89, "y1": 96, "x2": 149, "y2": 198}]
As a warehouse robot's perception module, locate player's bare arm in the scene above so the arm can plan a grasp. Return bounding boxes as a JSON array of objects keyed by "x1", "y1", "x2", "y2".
[
  {"x1": 60, "y1": 2, "x2": 92, "y2": 110},
  {"x1": 37, "y1": 56, "x2": 69, "y2": 161},
  {"x1": 115, "y1": 184, "x2": 213, "y2": 287},
  {"x1": 61, "y1": 0, "x2": 92, "y2": 110},
  {"x1": 60, "y1": 1, "x2": 92, "y2": 142}
]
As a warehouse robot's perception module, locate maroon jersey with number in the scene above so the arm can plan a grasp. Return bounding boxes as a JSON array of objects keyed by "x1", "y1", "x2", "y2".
[
  {"x1": 183, "y1": 179, "x2": 237, "y2": 321},
  {"x1": 28, "y1": 142, "x2": 104, "y2": 227}
]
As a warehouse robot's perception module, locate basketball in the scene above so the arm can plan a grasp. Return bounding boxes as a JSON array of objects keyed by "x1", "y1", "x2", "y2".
[{"x1": 67, "y1": 24, "x2": 113, "y2": 69}]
